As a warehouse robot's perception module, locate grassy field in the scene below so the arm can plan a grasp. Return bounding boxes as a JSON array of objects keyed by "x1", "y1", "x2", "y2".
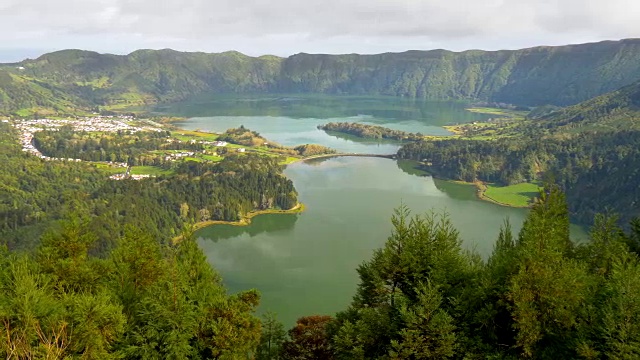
[
  {"x1": 130, "y1": 166, "x2": 174, "y2": 176},
  {"x1": 466, "y1": 107, "x2": 529, "y2": 117},
  {"x1": 200, "y1": 154, "x2": 224, "y2": 162},
  {"x1": 483, "y1": 182, "x2": 540, "y2": 207},
  {"x1": 280, "y1": 156, "x2": 300, "y2": 165},
  {"x1": 93, "y1": 163, "x2": 127, "y2": 174},
  {"x1": 436, "y1": 107, "x2": 531, "y2": 140},
  {"x1": 171, "y1": 130, "x2": 219, "y2": 142}
]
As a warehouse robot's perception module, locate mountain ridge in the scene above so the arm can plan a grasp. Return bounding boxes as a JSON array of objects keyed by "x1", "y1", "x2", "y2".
[{"x1": 3, "y1": 38, "x2": 640, "y2": 116}]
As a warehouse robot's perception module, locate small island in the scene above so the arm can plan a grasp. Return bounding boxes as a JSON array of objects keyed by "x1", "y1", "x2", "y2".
[{"x1": 318, "y1": 122, "x2": 424, "y2": 141}]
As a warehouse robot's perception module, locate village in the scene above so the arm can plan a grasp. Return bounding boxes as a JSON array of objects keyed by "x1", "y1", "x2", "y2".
[
  {"x1": 10, "y1": 116, "x2": 165, "y2": 178},
  {"x1": 9, "y1": 116, "x2": 257, "y2": 181}
]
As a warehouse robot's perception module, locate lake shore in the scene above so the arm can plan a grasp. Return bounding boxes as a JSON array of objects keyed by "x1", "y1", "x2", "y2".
[
  {"x1": 443, "y1": 179, "x2": 533, "y2": 208},
  {"x1": 173, "y1": 203, "x2": 305, "y2": 243}
]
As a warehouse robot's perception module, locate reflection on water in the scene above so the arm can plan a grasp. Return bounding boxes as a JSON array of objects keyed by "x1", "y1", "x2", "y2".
[
  {"x1": 167, "y1": 95, "x2": 490, "y2": 154},
  {"x1": 395, "y1": 159, "x2": 431, "y2": 177},
  {"x1": 196, "y1": 157, "x2": 536, "y2": 326},
  {"x1": 154, "y1": 94, "x2": 489, "y2": 126},
  {"x1": 197, "y1": 213, "x2": 299, "y2": 243},
  {"x1": 322, "y1": 130, "x2": 408, "y2": 147},
  {"x1": 182, "y1": 96, "x2": 585, "y2": 326}
]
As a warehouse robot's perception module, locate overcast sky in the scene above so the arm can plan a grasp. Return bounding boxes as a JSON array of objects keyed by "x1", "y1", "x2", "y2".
[{"x1": 0, "y1": 0, "x2": 638, "y2": 62}]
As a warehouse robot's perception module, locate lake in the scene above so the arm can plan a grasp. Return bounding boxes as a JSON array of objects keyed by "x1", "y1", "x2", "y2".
[
  {"x1": 168, "y1": 95, "x2": 585, "y2": 326},
  {"x1": 171, "y1": 94, "x2": 490, "y2": 154}
]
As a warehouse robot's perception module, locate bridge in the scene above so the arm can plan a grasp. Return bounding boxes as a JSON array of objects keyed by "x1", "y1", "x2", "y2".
[{"x1": 300, "y1": 153, "x2": 397, "y2": 162}]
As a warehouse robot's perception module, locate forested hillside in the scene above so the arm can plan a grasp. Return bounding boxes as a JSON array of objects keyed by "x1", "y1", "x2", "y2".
[
  {"x1": 0, "y1": 70, "x2": 86, "y2": 116},
  {"x1": 535, "y1": 79, "x2": 640, "y2": 132},
  {"x1": 3, "y1": 181, "x2": 640, "y2": 358},
  {"x1": 0, "y1": 122, "x2": 298, "y2": 251},
  {"x1": 398, "y1": 131, "x2": 640, "y2": 226},
  {"x1": 278, "y1": 39, "x2": 640, "y2": 106},
  {"x1": 395, "y1": 77, "x2": 640, "y2": 227},
  {"x1": 3, "y1": 39, "x2": 640, "y2": 115}
]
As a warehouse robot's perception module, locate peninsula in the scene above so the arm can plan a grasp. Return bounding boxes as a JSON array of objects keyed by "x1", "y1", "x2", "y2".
[{"x1": 318, "y1": 122, "x2": 424, "y2": 141}]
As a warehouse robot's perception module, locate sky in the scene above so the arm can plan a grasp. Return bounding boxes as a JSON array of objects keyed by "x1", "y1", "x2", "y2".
[{"x1": 0, "y1": 0, "x2": 638, "y2": 62}]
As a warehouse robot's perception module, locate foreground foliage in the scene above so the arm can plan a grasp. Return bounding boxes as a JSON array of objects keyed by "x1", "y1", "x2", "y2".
[
  {"x1": 2, "y1": 140, "x2": 640, "y2": 359},
  {"x1": 326, "y1": 186, "x2": 640, "y2": 359},
  {"x1": 0, "y1": 224, "x2": 261, "y2": 358}
]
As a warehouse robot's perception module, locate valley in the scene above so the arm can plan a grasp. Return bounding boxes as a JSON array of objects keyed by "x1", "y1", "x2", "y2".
[{"x1": 1, "y1": 39, "x2": 640, "y2": 359}]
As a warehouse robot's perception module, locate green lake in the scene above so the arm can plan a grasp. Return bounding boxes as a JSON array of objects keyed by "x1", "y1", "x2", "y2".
[
  {"x1": 171, "y1": 94, "x2": 490, "y2": 154},
  {"x1": 168, "y1": 95, "x2": 586, "y2": 326}
]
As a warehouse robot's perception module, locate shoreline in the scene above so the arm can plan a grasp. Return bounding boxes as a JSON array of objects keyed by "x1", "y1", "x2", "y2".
[
  {"x1": 473, "y1": 181, "x2": 528, "y2": 208},
  {"x1": 454, "y1": 179, "x2": 532, "y2": 208},
  {"x1": 167, "y1": 106, "x2": 523, "y2": 212},
  {"x1": 173, "y1": 203, "x2": 305, "y2": 243}
]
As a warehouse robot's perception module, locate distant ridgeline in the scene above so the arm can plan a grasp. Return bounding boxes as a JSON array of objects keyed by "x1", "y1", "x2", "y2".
[{"x1": 2, "y1": 39, "x2": 640, "y2": 115}]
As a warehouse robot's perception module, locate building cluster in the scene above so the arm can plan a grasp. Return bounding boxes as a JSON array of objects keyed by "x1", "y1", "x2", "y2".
[
  {"x1": 164, "y1": 151, "x2": 196, "y2": 161},
  {"x1": 109, "y1": 173, "x2": 151, "y2": 181},
  {"x1": 187, "y1": 139, "x2": 228, "y2": 147},
  {"x1": 11, "y1": 116, "x2": 163, "y2": 161}
]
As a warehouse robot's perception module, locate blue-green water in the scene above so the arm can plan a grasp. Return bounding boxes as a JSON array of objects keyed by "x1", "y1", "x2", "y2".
[
  {"x1": 172, "y1": 95, "x2": 489, "y2": 154},
  {"x1": 169, "y1": 95, "x2": 586, "y2": 326}
]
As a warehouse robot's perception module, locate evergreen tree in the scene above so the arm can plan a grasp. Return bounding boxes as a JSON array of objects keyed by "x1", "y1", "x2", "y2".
[
  {"x1": 332, "y1": 207, "x2": 473, "y2": 359},
  {"x1": 256, "y1": 312, "x2": 286, "y2": 360}
]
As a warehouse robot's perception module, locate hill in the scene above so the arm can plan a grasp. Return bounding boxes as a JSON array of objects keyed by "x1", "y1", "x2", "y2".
[
  {"x1": 0, "y1": 70, "x2": 87, "y2": 116},
  {"x1": 396, "y1": 80, "x2": 640, "y2": 226},
  {"x1": 2, "y1": 39, "x2": 640, "y2": 116},
  {"x1": 536, "y1": 79, "x2": 640, "y2": 132}
]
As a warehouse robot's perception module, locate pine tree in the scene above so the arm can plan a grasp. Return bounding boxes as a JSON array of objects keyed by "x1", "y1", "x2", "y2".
[
  {"x1": 507, "y1": 185, "x2": 589, "y2": 358},
  {"x1": 332, "y1": 207, "x2": 471, "y2": 359},
  {"x1": 256, "y1": 312, "x2": 286, "y2": 360}
]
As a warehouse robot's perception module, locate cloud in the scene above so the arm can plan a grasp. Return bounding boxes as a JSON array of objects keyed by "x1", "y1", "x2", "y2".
[{"x1": 0, "y1": 0, "x2": 638, "y2": 57}]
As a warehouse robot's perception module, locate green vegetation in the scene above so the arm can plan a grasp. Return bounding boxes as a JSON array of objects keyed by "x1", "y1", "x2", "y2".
[
  {"x1": 292, "y1": 144, "x2": 336, "y2": 157},
  {"x1": 0, "y1": 223, "x2": 262, "y2": 358},
  {"x1": 129, "y1": 165, "x2": 173, "y2": 176},
  {"x1": 2, "y1": 38, "x2": 640, "y2": 359},
  {"x1": 440, "y1": 106, "x2": 529, "y2": 139},
  {"x1": 483, "y1": 182, "x2": 540, "y2": 207},
  {"x1": 323, "y1": 188, "x2": 640, "y2": 359},
  {"x1": 466, "y1": 107, "x2": 529, "y2": 117},
  {"x1": 33, "y1": 127, "x2": 186, "y2": 165},
  {"x1": 218, "y1": 126, "x2": 270, "y2": 147},
  {"x1": 219, "y1": 126, "x2": 336, "y2": 158},
  {"x1": 93, "y1": 162, "x2": 127, "y2": 174},
  {"x1": 3, "y1": 157, "x2": 640, "y2": 358},
  {"x1": 397, "y1": 81, "x2": 640, "y2": 224},
  {"x1": 171, "y1": 129, "x2": 220, "y2": 142},
  {"x1": 3, "y1": 39, "x2": 640, "y2": 116},
  {"x1": 185, "y1": 203, "x2": 305, "y2": 239},
  {"x1": 0, "y1": 122, "x2": 298, "y2": 251},
  {"x1": 535, "y1": 79, "x2": 640, "y2": 132},
  {"x1": 318, "y1": 122, "x2": 423, "y2": 141},
  {"x1": 398, "y1": 129, "x2": 640, "y2": 226}
]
